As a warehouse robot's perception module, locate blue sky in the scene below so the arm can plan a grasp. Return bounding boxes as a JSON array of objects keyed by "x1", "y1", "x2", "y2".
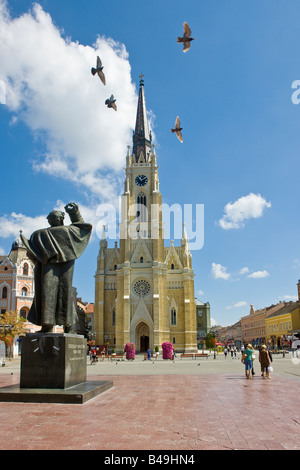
[{"x1": 0, "y1": 0, "x2": 299, "y2": 326}]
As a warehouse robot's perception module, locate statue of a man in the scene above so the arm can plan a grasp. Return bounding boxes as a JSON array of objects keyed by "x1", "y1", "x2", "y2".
[{"x1": 21, "y1": 203, "x2": 92, "y2": 333}]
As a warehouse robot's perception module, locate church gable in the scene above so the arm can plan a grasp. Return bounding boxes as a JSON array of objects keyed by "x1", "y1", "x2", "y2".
[
  {"x1": 0, "y1": 257, "x2": 15, "y2": 272},
  {"x1": 165, "y1": 242, "x2": 183, "y2": 270},
  {"x1": 131, "y1": 238, "x2": 152, "y2": 265},
  {"x1": 104, "y1": 248, "x2": 120, "y2": 273},
  {"x1": 131, "y1": 296, "x2": 153, "y2": 329}
]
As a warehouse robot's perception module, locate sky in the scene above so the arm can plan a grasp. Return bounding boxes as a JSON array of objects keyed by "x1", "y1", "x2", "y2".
[{"x1": 0, "y1": 0, "x2": 300, "y2": 326}]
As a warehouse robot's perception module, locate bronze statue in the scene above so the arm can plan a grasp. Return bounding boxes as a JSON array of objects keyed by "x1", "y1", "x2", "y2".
[{"x1": 21, "y1": 203, "x2": 92, "y2": 333}]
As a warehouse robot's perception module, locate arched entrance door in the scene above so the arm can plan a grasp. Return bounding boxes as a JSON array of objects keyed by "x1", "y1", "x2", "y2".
[
  {"x1": 140, "y1": 335, "x2": 149, "y2": 352},
  {"x1": 136, "y1": 322, "x2": 150, "y2": 352}
]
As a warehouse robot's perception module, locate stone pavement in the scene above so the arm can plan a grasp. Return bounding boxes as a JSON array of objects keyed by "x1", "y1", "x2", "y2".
[{"x1": 0, "y1": 353, "x2": 300, "y2": 451}]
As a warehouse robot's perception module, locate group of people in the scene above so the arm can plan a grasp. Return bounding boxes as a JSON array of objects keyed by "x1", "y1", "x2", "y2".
[
  {"x1": 241, "y1": 344, "x2": 273, "y2": 379},
  {"x1": 223, "y1": 346, "x2": 237, "y2": 358}
]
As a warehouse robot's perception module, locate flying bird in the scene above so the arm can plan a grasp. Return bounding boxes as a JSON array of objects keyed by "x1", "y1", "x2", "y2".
[
  {"x1": 105, "y1": 95, "x2": 117, "y2": 111},
  {"x1": 91, "y1": 56, "x2": 106, "y2": 85},
  {"x1": 171, "y1": 116, "x2": 183, "y2": 142},
  {"x1": 177, "y1": 22, "x2": 194, "y2": 53}
]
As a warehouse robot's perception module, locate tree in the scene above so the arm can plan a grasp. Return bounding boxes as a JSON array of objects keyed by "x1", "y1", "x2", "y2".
[
  {"x1": 0, "y1": 311, "x2": 27, "y2": 360},
  {"x1": 205, "y1": 333, "x2": 216, "y2": 350}
]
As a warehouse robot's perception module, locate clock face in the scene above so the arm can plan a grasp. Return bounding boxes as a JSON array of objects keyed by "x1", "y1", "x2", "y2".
[{"x1": 135, "y1": 175, "x2": 148, "y2": 186}]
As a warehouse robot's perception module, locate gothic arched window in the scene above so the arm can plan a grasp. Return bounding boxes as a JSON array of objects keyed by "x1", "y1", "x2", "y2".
[
  {"x1": 171, "y1": 308, "x2": 177, "y2": 326},
  {"x1": 21, "y1": 287, "x2": 28, "y2": 297},
  {"x1": 137, "y1": 192, "x2": 147, "y2": 207},
  {"x1": 137, "y1": 193, "x2": 147, "y2": 222},
  {"x1": 2, "y1": 286, "x2": 7, "y2": 299},
  {"x1": 23, "y1": 263, "x2": 29, "y2": 275}
]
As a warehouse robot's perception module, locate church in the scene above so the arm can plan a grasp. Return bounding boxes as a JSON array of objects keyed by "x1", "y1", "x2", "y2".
[{"x1": 94, "y1": 77, "x2": 198, "y2": 353}]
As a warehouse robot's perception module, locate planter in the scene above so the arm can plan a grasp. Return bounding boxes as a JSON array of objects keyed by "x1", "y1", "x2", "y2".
[
  {"x1": 125, "y1": 342, "x2": 136, "y2": 360},
  {"x1": 162, "y1": 342, "x2": 173, "y2": 360}
]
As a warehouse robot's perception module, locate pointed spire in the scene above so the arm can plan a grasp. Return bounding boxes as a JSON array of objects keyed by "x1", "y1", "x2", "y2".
[
  {"x1": 100, "y1": 225, "x2": 108, "y2": 249},
  {"x1": 182, "y1": 223, "x2": 188, "y2": 239},
  {"x1": 181, "y1": 223, "x2": 191, "y2": 267},
  {"x1": 132, "y1": 74, "x2": 152, "y2": 163}
]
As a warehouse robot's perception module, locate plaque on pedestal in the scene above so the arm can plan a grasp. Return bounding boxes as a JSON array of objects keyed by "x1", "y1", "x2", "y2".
[{"x1": 20, "y1": 333, "x2": 87, "y2": 389}]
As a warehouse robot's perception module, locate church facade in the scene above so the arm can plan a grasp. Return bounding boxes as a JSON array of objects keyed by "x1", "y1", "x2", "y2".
[{"x1": 94, "y1": 78, "x2": 197, "y2": 353}]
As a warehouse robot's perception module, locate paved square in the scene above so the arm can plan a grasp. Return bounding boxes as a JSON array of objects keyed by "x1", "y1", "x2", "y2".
[{"x1": 0, "y1": 354, "x2": 299, "y2": 450}]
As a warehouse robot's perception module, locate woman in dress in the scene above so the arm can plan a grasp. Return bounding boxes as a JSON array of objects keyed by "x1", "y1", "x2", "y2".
[{"x1": 259, "y1": 344, "x2": 271, "y2": 379}]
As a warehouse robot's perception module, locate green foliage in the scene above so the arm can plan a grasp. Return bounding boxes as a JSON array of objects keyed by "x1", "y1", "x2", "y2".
[{"x1": 205, "y1": 333, "x2": 216, "y2": 349}]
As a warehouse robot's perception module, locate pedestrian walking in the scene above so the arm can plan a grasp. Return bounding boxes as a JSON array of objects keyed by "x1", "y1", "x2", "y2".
[
  {"x1": 172, "y1": 346, "x2": 176, "y2": 360},
  {"x1": 251, "y1": 349, "x2": 256, "y2": 375},
  {"x1": 233, "y1": 346, "x2": 237, "y2": 358},
  {"x1": 147, "y1": 348, "x2": 151, "y2": 360},
  {"x1": 223, "y1": 347, "x2": 228, "y2": 359},
  {"x1": 230, "y1": 347, "x2": 234, "y2": 359},
  {"x1": 241, "y1": 344, "x2": 254, "y2": 379},
  {"x1": 259, "y1": 344, "x2": 271, "y2": 379}
]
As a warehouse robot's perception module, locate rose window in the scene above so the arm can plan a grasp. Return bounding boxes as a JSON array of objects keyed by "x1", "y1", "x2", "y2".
[{"x1": 134, "y1": 280, "x2": 150, "y2": 297}]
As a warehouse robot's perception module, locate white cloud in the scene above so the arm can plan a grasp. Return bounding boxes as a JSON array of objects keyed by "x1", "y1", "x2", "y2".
[
  {"x1": 226, "y1": 300, "x2": 247, "y2": 310},
  {"x1": 234, "y1": 300, "x2": 247, "y2": 308},
  {"x1": 0, "y1": 212, "x2": 47, "y2": 239},
  {"x1": 239, "y1": 267, "x2": 249, "y2": 275},
  {"x1": 0, "y1": 1, "x2": 141, "y2": 201},
  {"x1": 210, "y1": 317, "x2": 217, "y2": 327},
  {"x1": 197, "y1": 289, "x2": 205, "y2": 296},
  {"x1": 218, "y1": 193, "x2": 271, "y2": 229},
  {"x1": 211, "y1": 262, "x2": 231, "y2": 280},
  {"x1": 281, "y1": 295, "x2": 298, "y2": 301},
  {"x1": 248, "y1": 270, "x2": 270, "y2": 279},
  {"x1": 0, "y1": 79, "x2": 5, "y2": 104}
]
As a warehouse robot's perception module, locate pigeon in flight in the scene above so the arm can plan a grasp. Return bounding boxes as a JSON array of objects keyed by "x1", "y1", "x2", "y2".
[
  {"x1": 91, "y1": 56, "x2": 106, "y2": 85},
  {"x1": 177, "y1": 22, "x2": 194, "y2": 53},
  {"x1": 105, "y1": 95, "x2": 117, "y2": 111},
  {"x1": 171, "y1": 116, "x2": 183, "y2": 142}
]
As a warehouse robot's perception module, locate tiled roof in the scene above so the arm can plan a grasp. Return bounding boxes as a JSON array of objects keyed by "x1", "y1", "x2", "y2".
[{"x1": 266, "y1": 301, "x2": 299, "y2": 319}]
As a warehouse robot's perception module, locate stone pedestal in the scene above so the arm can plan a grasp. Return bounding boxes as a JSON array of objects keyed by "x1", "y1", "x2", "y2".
[
  {"x1": 20, "y1": 333, "x2": 87, "y2": 389},
  {"x1": 0, "y1": 333, "x2": 113, "y2": 403}
]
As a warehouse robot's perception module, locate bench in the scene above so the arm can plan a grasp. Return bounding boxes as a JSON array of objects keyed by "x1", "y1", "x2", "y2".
[
  {"x1": 110, "y1": 354, "x2": 125, "y2": 361},
  {"x1": 194, "y1": 353, "x2": 208, "y2": 359},
  {"x1": 181, "y1": 353, "x2": 209, "y2": 359}
]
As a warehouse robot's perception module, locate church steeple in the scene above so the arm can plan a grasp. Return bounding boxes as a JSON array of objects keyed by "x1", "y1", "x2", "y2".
[{"x1": 132, "y1": 74, "x2": 152, "y2": 163}]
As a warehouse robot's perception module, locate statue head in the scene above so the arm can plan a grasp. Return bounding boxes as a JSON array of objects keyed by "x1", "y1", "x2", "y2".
[{"x1": 47, "y1": 210, "x2": 65, "y2": 227}]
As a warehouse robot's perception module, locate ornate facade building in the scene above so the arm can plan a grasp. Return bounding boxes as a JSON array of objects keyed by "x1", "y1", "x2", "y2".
[
  {"x1": 94, "y1": 77, "x2": 197, "y2": 353},
  {"x1": 0, "y1": 232, "x2": 35, "y2": 319}
]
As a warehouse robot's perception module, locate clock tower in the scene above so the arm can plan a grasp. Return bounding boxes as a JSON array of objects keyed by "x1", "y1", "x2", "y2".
[{"x1": 94, "y1": 76, "x2": 197, "y2": 353}]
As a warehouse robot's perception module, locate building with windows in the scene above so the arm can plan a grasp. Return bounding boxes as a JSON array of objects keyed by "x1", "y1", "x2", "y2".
[
  {"x1": 195, "y1": 299, "x2": 210, "y2": 348},
  {"x1": 265, "y1": 282, "x2": 300, "y2": 349},
  {"x1": 241, "y1": 302, "x2": 285, "y2": 346},
  {"x1": 0, "y1": 232, "x2": 35, "y2": 320},
  {"x1": 94, "y1": 77, "x2": 198, "y2": 353}
]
